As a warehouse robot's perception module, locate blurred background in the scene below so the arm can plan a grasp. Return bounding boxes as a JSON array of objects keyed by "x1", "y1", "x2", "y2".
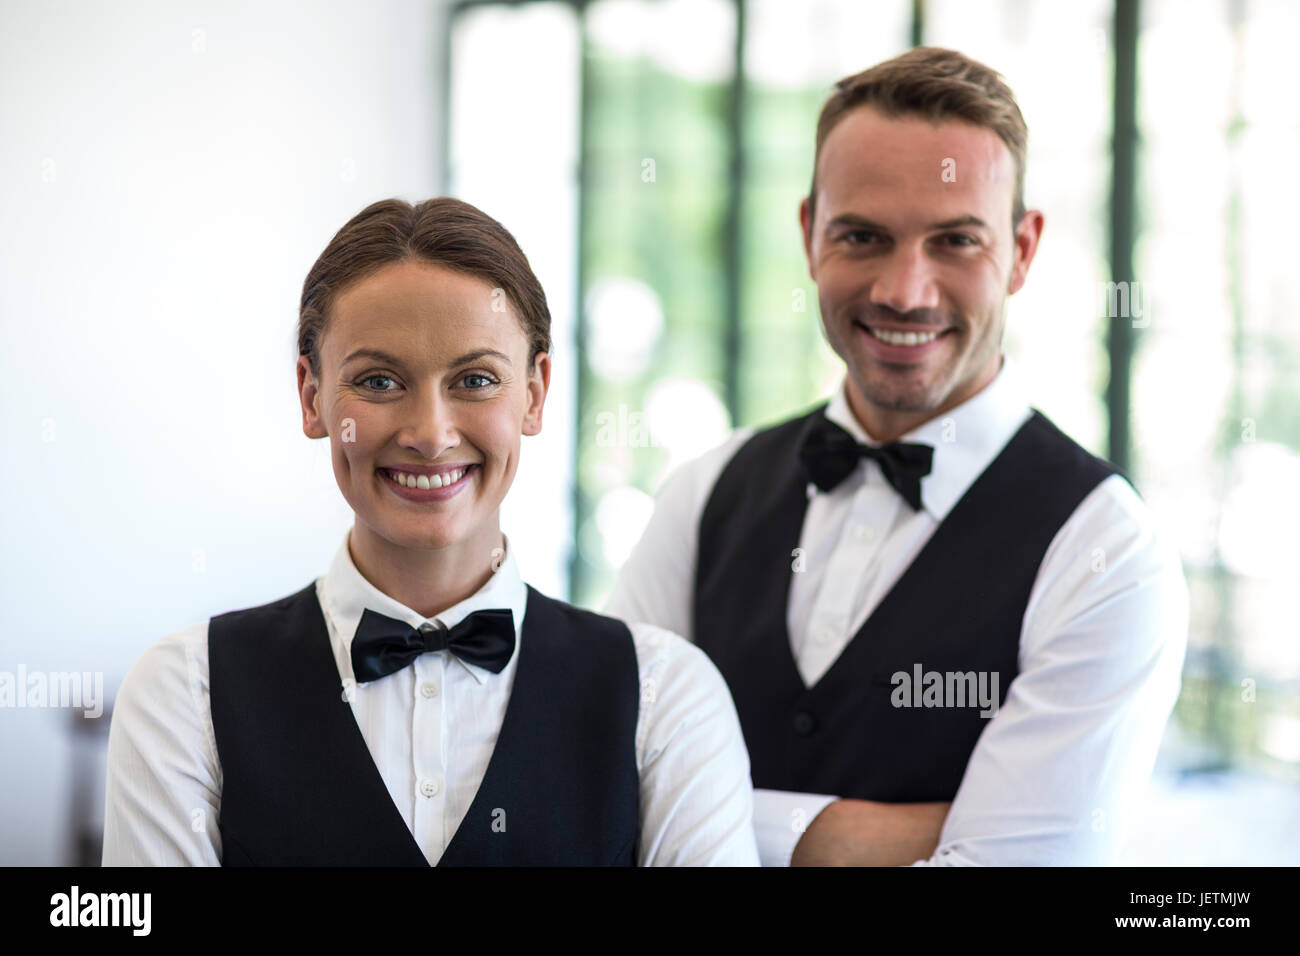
[{"x1": 1, "y1": 0, "x2": 1296, "y2": 865}]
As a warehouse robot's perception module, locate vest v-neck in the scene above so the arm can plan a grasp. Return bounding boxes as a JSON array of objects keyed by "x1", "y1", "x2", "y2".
[
  {"x1": 317, "y1": 583, "x2": 533, "y2": 866},
  {"x1": 775, "y1": 411, "x2": 986, "y2": 697}
]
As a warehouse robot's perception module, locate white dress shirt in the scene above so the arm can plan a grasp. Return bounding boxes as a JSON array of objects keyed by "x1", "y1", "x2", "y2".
[
  {"x1": 604, "y1": 352, "x2": 1188, "y2": 866},
  {"x1": 103, "y1": 530, "x2": 760, "y2": 866}
]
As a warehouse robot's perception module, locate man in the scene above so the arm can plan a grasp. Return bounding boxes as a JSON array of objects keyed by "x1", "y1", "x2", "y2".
[{"x1": 604, "y1": 46, "x2": 1188, "y2": 866}]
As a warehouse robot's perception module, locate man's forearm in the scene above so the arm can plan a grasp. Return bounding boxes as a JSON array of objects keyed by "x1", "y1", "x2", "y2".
[{"x1": 790, "y1": 798, "x2": 952, "y2": 866}]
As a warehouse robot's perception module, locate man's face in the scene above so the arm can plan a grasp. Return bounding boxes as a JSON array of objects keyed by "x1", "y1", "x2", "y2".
[
  {"x1": 296, "y1": 259, "x2": 548, "y2": 561},
  {"x1": 800, "y1": 105, "x2": 1042, "y2": 427}
]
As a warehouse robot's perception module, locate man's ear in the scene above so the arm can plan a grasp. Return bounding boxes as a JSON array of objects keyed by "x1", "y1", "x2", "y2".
[
  {"x1": 1006, "y1": 209, "x2": 1045, "y2": 296},
  {"x1": 522, "y1": 351, "x2": 551, "y2": 437},
  {"x1": 297, "y1": 355, "x2": 328, "y2": 438},
  {"x1": 799, "y1": 196, "x2": 817, "y2": 281}
]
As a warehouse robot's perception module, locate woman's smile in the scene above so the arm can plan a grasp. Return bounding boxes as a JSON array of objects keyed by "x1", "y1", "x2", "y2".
[{"x1": 378, "y1": 462, "x2": 479, "y2": 501}]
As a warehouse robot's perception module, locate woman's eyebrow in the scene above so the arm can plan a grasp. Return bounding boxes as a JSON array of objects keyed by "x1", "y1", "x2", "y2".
[
  {"x1": 343, "y1": 347, "x2": 406, "y2": 367},
  {"x1": 341, "y1": 347, "x2": 511, "y2": 367},
  {"x1": 450, "y1": 348, "x2": 511, "y2": 366}
]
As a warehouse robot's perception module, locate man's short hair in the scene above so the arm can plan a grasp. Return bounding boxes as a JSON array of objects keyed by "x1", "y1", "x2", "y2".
[{"x1": 808, "y1": 46, "x2": 1029, "y2": 232}]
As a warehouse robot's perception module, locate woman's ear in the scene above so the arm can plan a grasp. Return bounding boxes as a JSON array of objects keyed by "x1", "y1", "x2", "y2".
[
  {"x1": 297, "y1": 355, "x2": 329, "y2": 439},
  {"x1": 521, "y1": 351, "x2": 551, "y2": 437}
]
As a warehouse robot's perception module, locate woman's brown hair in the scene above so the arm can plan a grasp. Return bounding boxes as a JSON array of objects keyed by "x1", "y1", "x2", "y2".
[{"x1": 297, "y1": 197, "x2": 551, "y2": 380}]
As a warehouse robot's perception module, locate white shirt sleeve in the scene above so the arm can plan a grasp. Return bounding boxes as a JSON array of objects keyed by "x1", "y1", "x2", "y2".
[
  {"x1": 102, "y1": 624, "x2": 223, "y2": 866},
  {"x1": 630, "y1": 622, "x2": 760, "y2": 866},
  {"x1": 910, "y1": 476, "x2": 1189, "y2": 865},
  {"x1": 603, "y1": 430, "x2": 754, "y2": 640},
  {"x1": 753, "y1": 789, "x2": 840, "y2": 867}
]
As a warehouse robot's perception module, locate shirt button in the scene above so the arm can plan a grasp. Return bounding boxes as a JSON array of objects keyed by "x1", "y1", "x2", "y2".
[
  {"x1": 420, "y1": 681, "x2": 439, "y2": 698},
  {"x1": 853, "y1": 523, "x2": 875, "y2": 543},
  {"x1": 815, "y1": 626, "x2": 836, "y2": 645},
  {"x1": 419, "y1": 778, "x2": 441, "y2": 798},
  {"x1": 418, "y1": 622, "x2": 438, "y2": 635},
  {"x1": 793, "y1": 712, "x2": 817, "y2": 736}
]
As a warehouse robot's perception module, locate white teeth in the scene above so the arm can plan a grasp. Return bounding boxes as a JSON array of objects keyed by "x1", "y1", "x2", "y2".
[
  {"x1": 867, "y1": 327, "x2": 942, "y2": 346},
  {"x1": 388, "y1": 468, "x2": 466, "y2": 489}
]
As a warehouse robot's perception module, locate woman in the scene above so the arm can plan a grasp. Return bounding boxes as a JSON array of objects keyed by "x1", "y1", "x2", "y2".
[{"x1": 102, "y1": 197, "x2": 760, "y2": 866}]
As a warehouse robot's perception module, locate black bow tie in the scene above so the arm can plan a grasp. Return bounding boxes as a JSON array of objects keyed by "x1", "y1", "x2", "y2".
[
  {"x1": 350, "y1": 607, "x2": 516, "y2": 684},
  {"x1": 798, "y1": 415, "x2": 934, "y2": 510}
]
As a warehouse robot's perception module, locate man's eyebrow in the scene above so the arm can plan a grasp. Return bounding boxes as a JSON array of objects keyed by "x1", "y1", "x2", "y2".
[
  {"x1": 341, "y1": 347, "x2": 512, "y2": 367},
  {"x1": 825, "y1": 213, "x2": 992, "y2": 232},
  {"x1": 929, "y1": 214, "x2": 991, "y2": 231}
]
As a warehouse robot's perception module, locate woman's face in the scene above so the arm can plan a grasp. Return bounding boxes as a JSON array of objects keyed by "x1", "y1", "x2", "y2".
[{"x1": 296, "y1": 259, "x2": 549, "y2": 560}]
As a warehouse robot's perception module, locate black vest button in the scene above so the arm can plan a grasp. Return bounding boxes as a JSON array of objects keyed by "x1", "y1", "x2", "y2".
[{"x1": 792, "y1": 711, "x2": 816, "y2": 736}]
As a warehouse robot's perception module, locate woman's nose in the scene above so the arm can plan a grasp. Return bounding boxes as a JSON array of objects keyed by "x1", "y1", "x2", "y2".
[{"x1": 398, "y1": 391, "x2": 460, "y2": 457}]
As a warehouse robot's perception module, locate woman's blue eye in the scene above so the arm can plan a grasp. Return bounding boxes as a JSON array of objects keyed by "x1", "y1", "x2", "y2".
[
  {"x1": 462, "y1": 373, "x2": 496, "y2": 389},
  {"x1": 359, "y1": 374, "x2": 398, "y2": 391}
]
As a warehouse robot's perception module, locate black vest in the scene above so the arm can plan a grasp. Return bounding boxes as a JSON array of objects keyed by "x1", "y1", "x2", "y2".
[
  {"x1": 209, "y1": 583, "x2": 640, "y2": 865},
  {"x1": 693, "y1": 405, "x2": 1122, "y2": 802}
]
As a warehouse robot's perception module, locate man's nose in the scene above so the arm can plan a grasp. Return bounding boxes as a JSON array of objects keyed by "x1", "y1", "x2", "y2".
[{"x1": 868, "y1": 244, "x2": 940, "y2": 314}]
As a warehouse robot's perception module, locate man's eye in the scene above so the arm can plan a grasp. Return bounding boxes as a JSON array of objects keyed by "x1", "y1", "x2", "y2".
[
  {"x1": 844, "y1": 230, "x2": 879, "y2": 245},
  {"x1": 358, "y1": 374, "x2": 398, "y2": 391},
  {"x1": 945, "y1": 233, "x2": 977, "y2": 246}
]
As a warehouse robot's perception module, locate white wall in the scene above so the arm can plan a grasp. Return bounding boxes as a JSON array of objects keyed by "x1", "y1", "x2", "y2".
[{"x1": 0, "y1": 0, "x2": 458, "y2": 864}]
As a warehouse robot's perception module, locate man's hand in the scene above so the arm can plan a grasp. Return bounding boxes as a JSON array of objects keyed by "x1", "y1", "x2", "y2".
[{"x1": 790, "y1": 798, "x2": 952, "y2": 866}]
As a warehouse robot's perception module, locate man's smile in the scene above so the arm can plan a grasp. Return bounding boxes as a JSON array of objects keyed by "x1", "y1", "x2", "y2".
[{"x1": 853, "y1": 319, "x2": 956, "y2": 362}]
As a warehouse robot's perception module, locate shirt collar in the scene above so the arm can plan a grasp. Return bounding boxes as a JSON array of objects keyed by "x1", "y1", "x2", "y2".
[
  {"x1": 320, "y1": 527, "x2": 527, "y2": 685},
  {"x1": 822, "y1": 351, "x2": 1033, "y2": 521}
]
